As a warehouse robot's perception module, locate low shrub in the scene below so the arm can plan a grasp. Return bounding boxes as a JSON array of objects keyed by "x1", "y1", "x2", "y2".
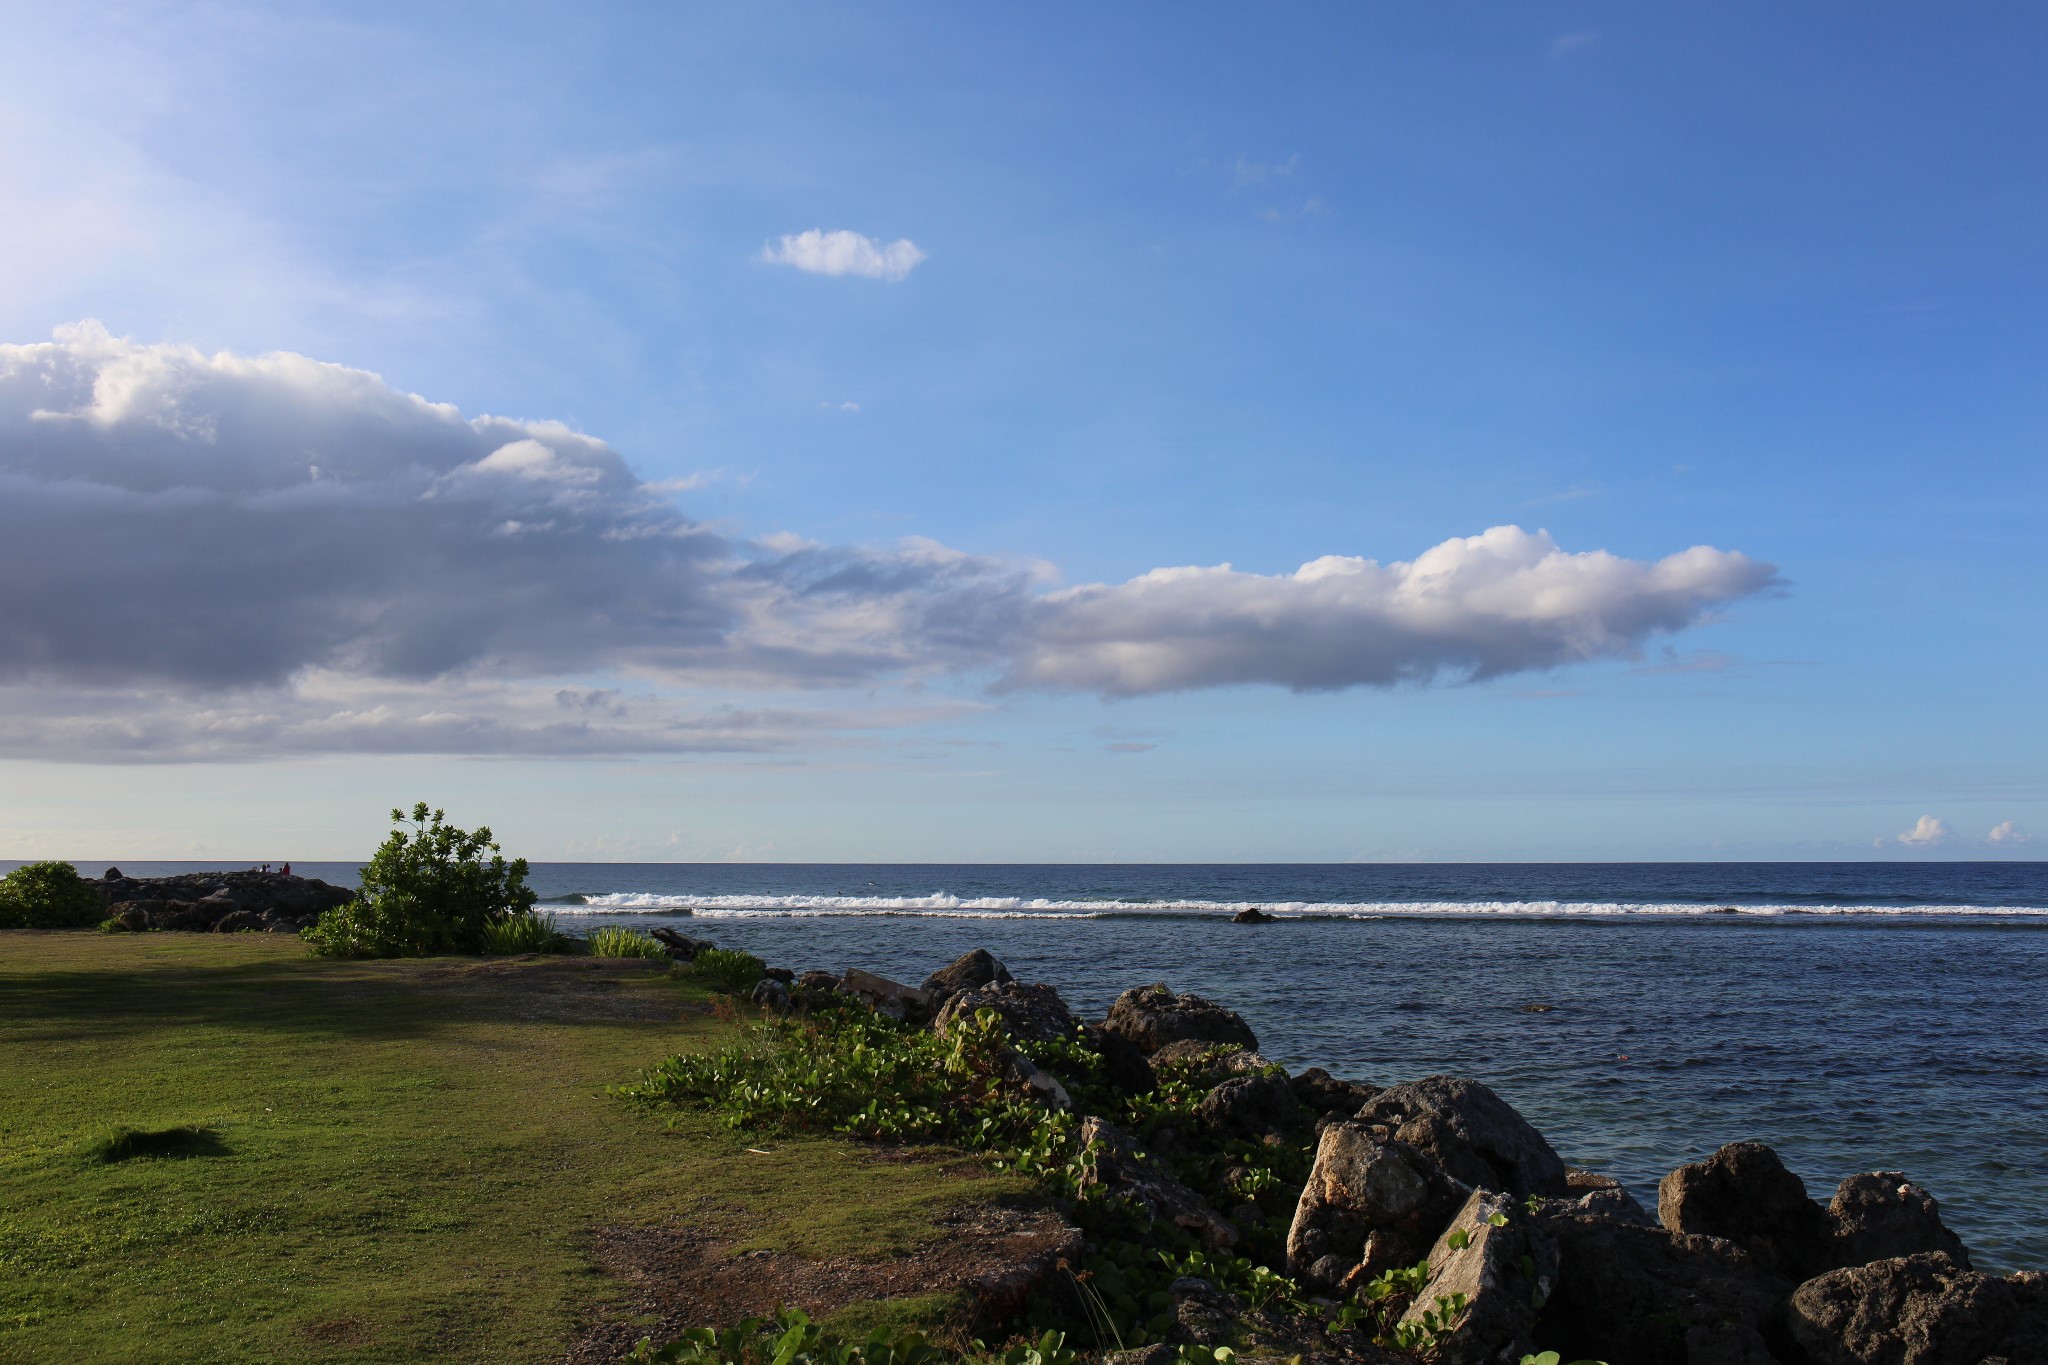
[
  {"x1": 481, "y1": 910, "x2": 567, "y2": 955},
  {"x1": 586, "y1": 925, "x2": 668, "y2": 959},
  {"x1": 304, "y1": 803, "x2": 535, "y2": 958},
  {"x1": 690, "y1": 947, "x2": 766, "y2": 994},
  {"x1": 0, "y1": 861, "x2": 105, "y2": 929}
]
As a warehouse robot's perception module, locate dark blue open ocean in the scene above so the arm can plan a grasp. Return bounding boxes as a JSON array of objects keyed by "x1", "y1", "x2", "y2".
[{"x1": 44, "y1": 860, "x2": 2048, "y2": 1271}]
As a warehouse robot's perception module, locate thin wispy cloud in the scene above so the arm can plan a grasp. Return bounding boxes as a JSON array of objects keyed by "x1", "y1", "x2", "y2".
[
  {"x1": 0, "y1": 326, "x2": 1780, "y2": 759},
  {"x1": 762, "y1": 229, "x2": 925, "y2": 281},
  {"x1": 1628, "y1": 648, "x2": 1739, "y2": 677},
  {"x1": 1227, "y1": 153, "x2": 1300, "y2": 188},
  {"x1": 1550, "y1": 31, "x2": 1600, "y2": 58},
  {"x1": 1259, "y1": 196, "x2": 1329, "y2": 225}
]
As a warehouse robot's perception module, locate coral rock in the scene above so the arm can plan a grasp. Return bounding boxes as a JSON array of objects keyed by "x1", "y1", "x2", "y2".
[{"x1": 1354, "y1": 1075, "x2": 1569, "y2": 1199}]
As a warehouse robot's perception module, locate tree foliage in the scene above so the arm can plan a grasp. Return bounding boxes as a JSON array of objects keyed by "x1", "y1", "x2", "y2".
[
  {"x1": 304, "y1": 803, "x2": 535, "y2": 958},
  {"x1": 0, "y1": 860, "x2": 105, "y2": 929}
]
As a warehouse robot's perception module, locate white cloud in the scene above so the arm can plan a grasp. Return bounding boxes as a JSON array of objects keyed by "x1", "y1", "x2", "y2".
[
  {"x1": 0, "y1": 325, "x2": 1780, "y2": 758},
  {"x1": 999, "y1": 529, "x2": 1777, "y2": 696},
  {"x1": 1895, "y1": 815, "x2": 1951, "y2": 846},
  {"x1": 761, "y1": 229, "x2": 925, "y2": 282},
  {"x1": 1551, "y1": 31, "x2": 1600, "y2": 58},
  {"x1": 1989, "y1": 821, "x2": 2029, "y2": 845}
]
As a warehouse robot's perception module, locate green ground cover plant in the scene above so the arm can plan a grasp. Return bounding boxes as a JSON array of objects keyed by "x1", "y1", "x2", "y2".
[
  {"x1": 0, "y1": 933, "x2": 1020, "y2": 1364},
  {"x1": 0, "y1": 861, "x2": 104, "y2": 929},
  {"x1": 691, "y1": 947, "x2": 767, "y2": 994},
  {"x1": 621, "y1": 1305, "x2": 1273, "y2": 1365},
  {"x1": 303, "y1": 803, "x2": 536, "y2": 958},
  {"x1": 623, "y1": 1306, "x2": 1079, "y2": 1365},
  {"x1": 587, "y1": 925, "x2": 671, "y2": 959},
  {"x1": 621, "y1": 1002, "x2": 1394, "y2": 1353}
]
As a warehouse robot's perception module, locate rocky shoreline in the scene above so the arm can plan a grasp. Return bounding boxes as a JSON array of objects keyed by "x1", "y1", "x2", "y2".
[
  {"x1": 87, "y1": 867, "x2": 356, "y2": 934},
  {"x1": 62, "y1": 885, "x2": 2046, "y2": 1361},
  {"x1": 694, "y1": 944, "x2": 2046, "y2": 1365}
]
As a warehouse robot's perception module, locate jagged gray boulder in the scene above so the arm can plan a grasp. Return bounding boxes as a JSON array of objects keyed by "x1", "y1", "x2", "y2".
[
  {"x1": 933, "y1": 980, "x2": 1078, "y2": 1047},
  {"x1": 1659, "y1": 1140, "x2": 1831, "y2": 1281},
  {"x1": 750, "y1": 978, "x2": 791, "y2": 1012},
  {"x1": 1394, "y1": 1190, "x2": 1557, "y2": 1365},
  {"x1": 1659, "y1": 1143, "x2": 1972, "y2": 1287},
  {"x1": 1354, "y1": 1076, "x2": 1569, "y2": 1199},
  {"x1": 1553, "y1": 1167, "x2": 1655, "y2": 1226},
  {"x1": 1531, "y1": 1205, "x2": 1780, "y2": 1365},
  {"x1": 1291, "y1": 1066, "x2": 1380, "y2": 1120},
  {"x1": 1166, "y1": 1276, "x2": 1241, "y2": 1343},
  {"x1": 649, "y1": 926, "x2": 716, "y2": 960},
  {"x1": 1827, "y1": 1172, "x2": 1971, "y2": 1270},
  {"x1": 1286, "y1": 1120, "x2": 1468, "y2": 1292},
  {"x1": 106, "y1": 900, "x2": 161, "y2": 931},
  {"x1": 1077, "y1": 1117, "x2": 1237, "y2": 1250},
  {"x1": 840, "y1": 968, "x2": 934, "y2": 1023},
  {"x1": 1193, "y1": 1072, "x2": 1306, "y2": 1139},
  {"x1": 922, "y1": 948, "x2": 1012, "y2": 1001},
  {"x1": 1101, "y1": 984, "x2": 1257, "y2": 1055},
  {"x1": 1788, "y1": 1252, "x2": 2048, "y2": 1365}
]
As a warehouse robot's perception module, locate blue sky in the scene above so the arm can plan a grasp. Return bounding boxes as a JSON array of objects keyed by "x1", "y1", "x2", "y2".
[{"x1": 0, "y1": 2, "x2": 2041, "y2": 861}]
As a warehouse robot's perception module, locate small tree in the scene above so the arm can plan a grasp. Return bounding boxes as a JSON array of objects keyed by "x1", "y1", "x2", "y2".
[
  {"x1": 304, "y1": 803, "x2": 535, "y2": 958},
  {"x1": 0, "y1": 860, "x2": 105, "y2": 929}
]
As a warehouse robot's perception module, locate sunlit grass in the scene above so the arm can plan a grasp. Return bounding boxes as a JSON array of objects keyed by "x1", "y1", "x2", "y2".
[{"x1": 0, "y1": 932, "x2": 1014, "y2": 1364}]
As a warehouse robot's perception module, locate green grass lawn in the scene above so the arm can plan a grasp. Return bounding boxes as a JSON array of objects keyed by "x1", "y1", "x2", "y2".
[{"x1": 0, "y1": 933, "x2": 1014, "y2": 1365}]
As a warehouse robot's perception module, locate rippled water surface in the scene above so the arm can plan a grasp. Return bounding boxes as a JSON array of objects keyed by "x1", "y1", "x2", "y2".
[{"x1": 57, "y1": 860, "x2": 2048, "y2": 1270}]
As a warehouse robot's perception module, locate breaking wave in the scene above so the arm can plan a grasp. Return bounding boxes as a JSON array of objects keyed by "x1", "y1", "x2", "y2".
[{"x1": 544, "y1": 891, "x2": 2048, "y2": 922}]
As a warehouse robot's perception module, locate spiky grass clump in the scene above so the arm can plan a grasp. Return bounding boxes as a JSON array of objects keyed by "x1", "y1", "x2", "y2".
[
  {"x1": 691, "y1": 947, "x2": 766, "y2": 994},
  {"x1": 481, "y1": 910, "x2": 567, "y2": 955},
  {"x1": 586, "y1": 925, "x2": 669, "y2": 960}
]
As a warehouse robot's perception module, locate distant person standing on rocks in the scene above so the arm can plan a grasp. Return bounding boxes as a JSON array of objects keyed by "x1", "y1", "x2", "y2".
[{"x1": 281, "y1": 863, "x2": 292, "y2": 876}]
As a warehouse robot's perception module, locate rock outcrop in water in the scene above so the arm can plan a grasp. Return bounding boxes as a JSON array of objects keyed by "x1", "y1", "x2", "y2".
[{"x1": 790, "y1": 948, "x2": 2038, "y2": 1365}]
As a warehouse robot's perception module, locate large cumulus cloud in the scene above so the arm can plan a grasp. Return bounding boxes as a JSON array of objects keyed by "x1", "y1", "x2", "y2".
[
  {"x1": 1003, "y1": 530, "x2": 1776, "y2": 696},
  {"x1": 0, "y1": 325, "x2": 1778, "y2": 759}
]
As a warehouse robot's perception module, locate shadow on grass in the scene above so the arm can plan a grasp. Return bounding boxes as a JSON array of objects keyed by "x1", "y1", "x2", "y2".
[
  {"x1": 93, "y1": 1124, "x2": 231, "y2": 1162},
  {"x1": 0, "y1": 944, "x2": 685, "y2": 1045}
]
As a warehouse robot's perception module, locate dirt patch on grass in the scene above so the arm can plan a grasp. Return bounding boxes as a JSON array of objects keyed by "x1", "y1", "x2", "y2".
[
  {"x1": 557, "y1": 1202, "x2": 1083, "y2": 1364},
  {"x1": 412, "y1": 956, "x2": 685, "y2": 1023},
  {"x1": 297, "y1": 1316, "x2": 378, "y2": 1346}
]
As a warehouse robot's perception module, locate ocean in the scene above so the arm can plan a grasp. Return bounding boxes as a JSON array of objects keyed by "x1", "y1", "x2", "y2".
[{"x1": 40, "y1": 860, "x2": 2048, "y2": 1271}]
